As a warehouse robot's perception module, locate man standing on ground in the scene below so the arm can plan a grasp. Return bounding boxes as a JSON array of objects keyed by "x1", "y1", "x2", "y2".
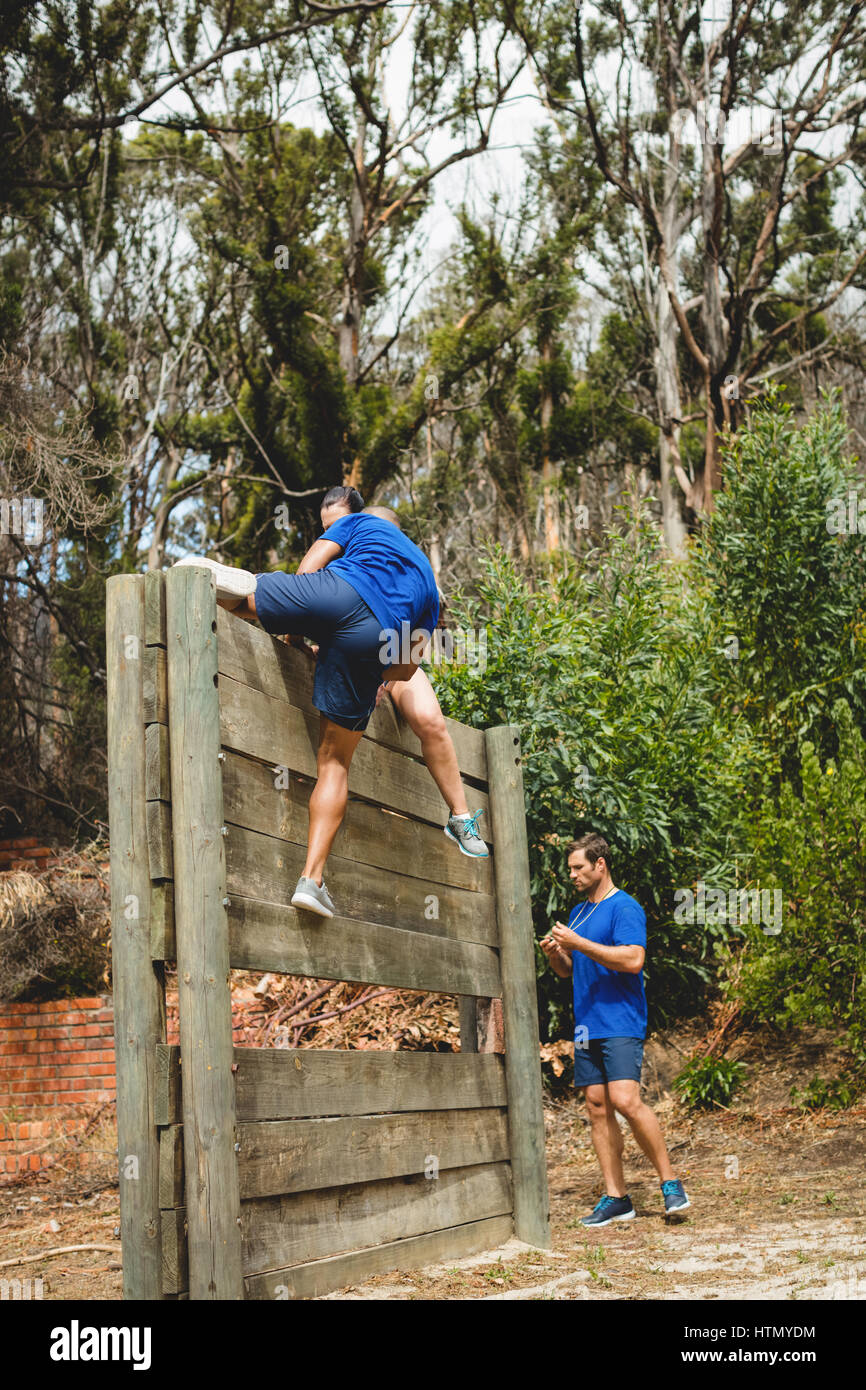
[{"x1": 540, "y1": 832, "x2": 690, "y2": 1225}]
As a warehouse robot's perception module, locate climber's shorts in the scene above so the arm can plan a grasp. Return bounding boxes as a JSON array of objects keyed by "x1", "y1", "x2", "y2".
[{"x1": 253, "y1": 569, "x2": 387, "y2": 731}]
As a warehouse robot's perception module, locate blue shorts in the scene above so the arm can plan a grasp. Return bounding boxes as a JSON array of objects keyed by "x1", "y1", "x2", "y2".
[
  {"x1": 253, "y1": 569, "x2": 387, "y2": 731},
  {"x1": 573, "y1": 1036, "x2": 644, "y2": 1089}
]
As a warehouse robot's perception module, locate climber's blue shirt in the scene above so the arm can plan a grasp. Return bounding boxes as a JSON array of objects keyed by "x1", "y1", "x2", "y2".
[
  {"x1": 321, "y1": 512, "x2": 439, "y2": 640},
  {"x1": 568, "y1": 889, "x2": 647, "y2": 1041}
]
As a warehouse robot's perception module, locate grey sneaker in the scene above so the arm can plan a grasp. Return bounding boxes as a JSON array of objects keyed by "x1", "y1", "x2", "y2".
[
  {"x1": 173, "y1": 555, "x2": 257, "y2": 605},
  {"x1": 291, "y1": 876, "x2": 335, "y2": 918},
  {"x1": 444, "y1": 809, "x2": 489, "y2": 858}
]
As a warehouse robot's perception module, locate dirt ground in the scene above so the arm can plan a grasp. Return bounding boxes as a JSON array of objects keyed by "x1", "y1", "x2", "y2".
[{"x1": 1, "y1": 1024, "x2": 863, "y2": 1302}]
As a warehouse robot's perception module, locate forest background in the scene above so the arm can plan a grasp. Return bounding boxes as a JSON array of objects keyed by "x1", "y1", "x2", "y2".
[{"x1": 1, "y1": 1, "x2": 864, "y2": 1101}]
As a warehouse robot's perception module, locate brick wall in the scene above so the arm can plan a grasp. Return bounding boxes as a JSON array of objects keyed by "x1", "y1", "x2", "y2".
[
  {"x1": 0, "y1": 837, "x2": 63, "y2": 871},
  {"x1": 0, "y1": 996, "x2": 116, "y2": 1179},
  {"x1": 0, "y1": 996, "x2": 116, "y2": 1111}
]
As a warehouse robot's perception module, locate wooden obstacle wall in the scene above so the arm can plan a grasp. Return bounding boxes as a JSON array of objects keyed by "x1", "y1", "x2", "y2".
[{"x1": 106, "y1": 565, "x2": 550, "y2": 1300}]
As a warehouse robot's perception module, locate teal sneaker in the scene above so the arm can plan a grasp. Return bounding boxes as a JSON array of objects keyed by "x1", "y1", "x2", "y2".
[
  {"x1": 444, "y1": 809, "x2": 489, "y2": 858},
  {"x1": 661, "y1": 1179, "x2": 691, "y2": 1215},
  {"x1": 579, "y1": 1194, "x2": 635, "y2": 1227}
]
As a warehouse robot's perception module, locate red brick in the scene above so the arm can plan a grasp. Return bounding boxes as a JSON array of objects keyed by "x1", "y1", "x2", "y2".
[
  {"x1": 79, "y1": 1024, "x2": 100, "y2": 1037},
  {"x1": 87, "y1": 1062, "x2": 116, "y2": 1077},
  {"x1": 8, "y1": 837, "x2": 39, "y2": 849}
]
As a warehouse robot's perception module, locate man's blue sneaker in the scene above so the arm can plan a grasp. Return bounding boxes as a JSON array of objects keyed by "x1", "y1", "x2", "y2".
[
  {"x1": 579, "y1": 1194, "x2": 635, "y2": 1227},
  {"x1": 661, "y1": 1178, "x2": 690, "y2": 1215},
  {"x1": 444, "y1": 809, "x2": 489, "y2": 858}
]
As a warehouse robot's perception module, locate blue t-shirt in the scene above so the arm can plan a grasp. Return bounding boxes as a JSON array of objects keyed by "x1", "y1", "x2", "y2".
[
  {"x1": 320, "y1": 513, "x2": 439, "y2": 638},
  {"x1": 568, "y1": 890, "x2": 647, "y2": 1041}
]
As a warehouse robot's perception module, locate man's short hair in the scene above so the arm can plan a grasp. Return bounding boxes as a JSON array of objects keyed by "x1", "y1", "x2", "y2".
[
  {"x1": 363, "y1": 504, "x2": 401, "y2": 528},
  {"x1": 322, "y1": 485, "x2": 364, "y2": 513},
  {"x1": 567, "y1": 833, "x2": 612, "y2": 873}
]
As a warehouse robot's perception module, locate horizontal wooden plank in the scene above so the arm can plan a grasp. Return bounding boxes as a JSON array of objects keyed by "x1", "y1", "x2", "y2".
[
  {"x1": 159, "y1": 1125, "x2": 184, "y2": 1209},
  {"x1": 160, "y1": 1208, "x2": 187, "y2": 1297},
  {"x1": 242, "y1": 1162, "x2": 513, "y2": 1274},
  {"x1": 226, "y1": 823, "x2": 496, "y2": 944},
  {"x1": 160, "y1": 1108, "x2": 509, "y2": 1205},
  {"x1": 155, "y1": 1047, "x2": 507, "y2": 1125},
  {"x1": 145, "y1": 570, "x2": 167, "y2": 647},
  {"x1": 245, "y1": 1214, "x2": 515, "y2": 1300},
  {"x1": 143, "y1": 645, "x2": 167, "y2": 725},
  {"x1": 150, "y1": 882, "x2": 174, "y2": 960},
  {"x1": 218, "y1": 673, "x2": 491, "y2": 834},
  {"x1": 155, "y1": 1043, "x2": 182, "y2": 1127},
  {"x1": 222, "y1": 749, "x2": 493, "y2": 901},
  {"x1": 222, "y1": 889, "x2": 501, "y2": 996},
  {"x1": 146, "y1": 799, "x2": 172, "y2": 880},
  {"x1": 217, "y1": 608, "x2": 488, "y2": 784},
  {"x1": 145, "y1": 722, "x2": 170, "y2": 802}
]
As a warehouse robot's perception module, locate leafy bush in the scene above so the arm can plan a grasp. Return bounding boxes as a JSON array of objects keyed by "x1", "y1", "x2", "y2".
[
  {"x1": 431, "y1": 507, "x2": 757, "y2": 1037},
  {"x1": 727, "y1": 699, "x2": 866, "y2": 1070},
  {"x1": 791, "y1": 1074, "x2": 861, "y2": 1112},
  {"x1": 673, "y1": 1055, "x2": 747, "y2": 1110},
  {"x1": 699, "y1": 388, "x2": 866, "y2": 774}
]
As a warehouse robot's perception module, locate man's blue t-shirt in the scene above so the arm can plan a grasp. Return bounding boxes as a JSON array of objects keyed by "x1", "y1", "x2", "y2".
[
  {"x1": 568, "y1": 890, "x2": 647, "y2": 1040},
  {"x1": 320, "y1": 513, "x2": 439, "y2": 639}
]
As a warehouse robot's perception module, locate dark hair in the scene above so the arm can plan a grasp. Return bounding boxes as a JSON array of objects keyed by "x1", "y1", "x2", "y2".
[
  {"x1": 566, "y1": 833, "x2": 612, "y2": 873},
  {"x1": 322, "y1": 485, "x2": 364, "y2": 513}
]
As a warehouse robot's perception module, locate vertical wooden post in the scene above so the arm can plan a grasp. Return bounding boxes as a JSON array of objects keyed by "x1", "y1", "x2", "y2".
[
  {"x1": 106, "y1": 575, "x2": 166, "y2": 1299},
  {"x1": 485, "y1": 724, "x2": 551, "y2": 1248},
  {"x1": 164, "y1": 566, "x2": 243, "y2": 1300}
]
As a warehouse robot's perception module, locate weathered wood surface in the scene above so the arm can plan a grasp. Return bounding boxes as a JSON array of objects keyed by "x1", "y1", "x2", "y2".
[
  {"x1": 160, "y1": 1209, "x2": 188, "y2": 1296},
  {"x1": 164, "y1": 565, "x2": 243, "y2": 1299},
  {"x1": 142, "y1": 645, "x2": 167, "y2": 725},
  {"x1": 158, "y1": 1125, "x2": 184, "y2": 1210},
  {"x1": 226, "y1": 826, "x2": 495, "y2": 944},
  {"x1": 145, "y1": 722, "x2": 170, "y2": 802},
  {"x1": 159, "y1": 1107, "x2": 509, "y2": 1205},
  {"x1": 220, "y1": 890, "x2": 500, "y2": 995},
  {"x1": 106, "y1": 574, "x2": 167, "y2": 1301},
  {"x1": 218, "y1": 673, "x2": 491, "y2": 833},
  {"x1": 245, "y1": 1214, "x2": 514, "y2": 1300},
  {"x1": 149, "y1": 882, "x2": 174, "y2": 960},
  {"x1": 154, "y1": 1045, "x2": 507, "y2": 1125},
  {"x1": 221, "y1": 748, "x2": 492, "y2": 899},
  {"x1": 242, "y1": 1162, "x2": 512, "y2": 1274},
  {"x1": 486, "y1": 725, "x2": 551, "y2": 1249},
  {"x1": 145, "y1": 569, "x2": 167, "y2": 647},
  {"x1": 216, "y1": 608, "x2": 488, "y2": 784},
  {"x1": 155, "y1": 1043, "x2": 182, "y2": 1127},
  {"x1": 145, "y1": 799, "x2": 172, "y2": 880}
]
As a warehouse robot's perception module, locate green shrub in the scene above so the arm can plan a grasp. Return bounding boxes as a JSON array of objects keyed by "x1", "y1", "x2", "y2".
[
  {"x1": 791, "y1": 1075, "x2": 862, "y2": 1112},
  {"x1": 728, "y1": 699, "x2": 866, "y2": 1065},
  {"x1": 673, "y1": 1055, "x2": 747, "y2": 1110},
  {"x1": 432, "y1": 508, "x2": 757, "y2": 1037}
]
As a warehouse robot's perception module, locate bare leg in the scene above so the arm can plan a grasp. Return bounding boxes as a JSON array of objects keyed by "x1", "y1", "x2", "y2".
[
  {"x1": 386, "y1": 667, "x2": 468, "y2": 816},
  {"x1": 607, "y1": 1080, "x2": 675, "y2": 1182},
  {"x1": 584, "y1": 1084, "x2": 627, "y2": 1197},
  {"x1": 302, "y1": 715, "x2": 364, "y2": 884},
  {"x1": 221, "y1": 593, "x2": 257, "y2": 620}
]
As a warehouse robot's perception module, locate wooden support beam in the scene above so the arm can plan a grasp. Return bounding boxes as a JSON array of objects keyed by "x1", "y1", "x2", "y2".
[
  {"x1": 485, "y1": 724, "x2": 551, "y2": 1249},
  {"x1": 164, "y1": 564, "x2": 243, "y2": 1300},
  {"x1": 105, "y1": 574, "x2": 166, "y2": 1299}
]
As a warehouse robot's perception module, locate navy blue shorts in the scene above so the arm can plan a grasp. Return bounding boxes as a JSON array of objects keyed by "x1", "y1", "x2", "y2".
[
  {"x1": 253, "y1": 569, "x2": 387, "y2": 731},
  {"x1": 573, "y1": 1036, "x2": 644, "y2": 1089}
]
